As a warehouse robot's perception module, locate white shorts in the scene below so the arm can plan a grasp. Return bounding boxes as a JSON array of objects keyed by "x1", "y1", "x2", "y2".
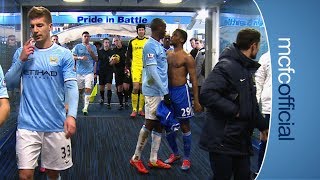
[
  {"x1": 16, "y1": 129, "x2": 73, "y2": 170},
  {"x1": 145, "y1": 96, "x2": 162, "y2": 120},
  {"x1": 77, "y1": 73, "x2": 94, "y2": 89}
]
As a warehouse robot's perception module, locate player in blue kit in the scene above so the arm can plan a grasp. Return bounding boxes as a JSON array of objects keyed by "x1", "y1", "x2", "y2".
[
  {"x1": 130, "y1": 18, "x2": 171, "y2": 174},
  {"x1": 5, "y1": 6, "x2": 78, "y2": 180},
  {"x1": 164, "y1": 29, "x2": 202, "y2": 170},
  {"x1": 0, "y1": 65, "x2": 10, "y2": 127},
  {"x1": 72, "y1": 31, "x2": 98, "y2": 115}
]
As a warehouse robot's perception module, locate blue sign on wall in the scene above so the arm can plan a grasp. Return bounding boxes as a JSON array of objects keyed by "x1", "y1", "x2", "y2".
[{"x1": 0, "y1": 13, "x2": 192, "y2": 25}]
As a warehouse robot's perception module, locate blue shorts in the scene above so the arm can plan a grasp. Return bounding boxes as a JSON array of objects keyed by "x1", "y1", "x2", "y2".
[{"x1": 169, "y1": 84, "x2": 194, "y2": 119}]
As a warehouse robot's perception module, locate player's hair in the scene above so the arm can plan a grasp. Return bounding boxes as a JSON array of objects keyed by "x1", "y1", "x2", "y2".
[
  {"x1": 150, "y1": 18, "x2": 166, "y2": 32},
  {"x1": 27, "y1": 6, "x2": 52, "y2": 24},
  {"x1": 93, "y1": 41, "x2": 102, "y2": 47},
  {"x1": 175, "y1": 29, "x2": 188, "y2": 44},
  {"x1": 236, "y1": 28, "x2": 261, "y2": 50},
  {"x1": 103, "y1": 38, "x2": 110, "y2": 42},
  {"x1": 190, "y1": 37, "x2": 198, "y2": 42},
  {"x1": 51, "y1": 34, "x2": 58, "y2": 38},
  {"x1": 82, "y1": 31, "x2": 90, "y2": 36},
  {"x1": 136, "y1": 24, "x2": 146, "y2": 32}
]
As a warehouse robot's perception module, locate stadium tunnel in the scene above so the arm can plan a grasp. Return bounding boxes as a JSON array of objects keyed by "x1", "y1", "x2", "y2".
[{"x1": 0, "y1": 0, "x2": 268, "y2": 179}]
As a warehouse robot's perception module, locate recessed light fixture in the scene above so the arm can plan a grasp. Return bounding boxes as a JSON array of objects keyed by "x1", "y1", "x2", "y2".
[
  {"x1": 63, "y1": 0, "x2": 85, "y2": 2},
  {"x1": 160, "y1": 0, "x2": 182, "y2": 4},
  {"x1": 196, "y1": 9, "x2": 209, "y2": 20}
]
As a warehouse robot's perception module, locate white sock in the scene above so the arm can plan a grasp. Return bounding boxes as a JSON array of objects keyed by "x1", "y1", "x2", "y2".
[
  {"x1": 150, "y1": 131, "x2": 161, "y2": 163},
  {"x1": 132, "y1": 125, "x2": 150, "y2": 161},
  {"x1": 84, "y1": 93, "x2": 90, "y2": 109}
]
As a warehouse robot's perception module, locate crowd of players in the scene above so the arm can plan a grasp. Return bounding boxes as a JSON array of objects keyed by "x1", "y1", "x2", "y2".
[{"x1": 0, "y1": 6, "x2": 270, "y2": 180}]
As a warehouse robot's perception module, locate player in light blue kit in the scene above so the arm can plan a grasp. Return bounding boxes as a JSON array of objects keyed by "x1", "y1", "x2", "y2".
[
  {"x1": 5, "y1": 6, "x2": 78, "y2": 180},
  {"x1": 0, "y1": 65, "x2": 10, "y2": 127},
  {"x1": 72, "y1": 31, "x2": 98, "y2": 115},
  {"x1": 130, "y1": 18, "x2": 171, "y2": 174}
]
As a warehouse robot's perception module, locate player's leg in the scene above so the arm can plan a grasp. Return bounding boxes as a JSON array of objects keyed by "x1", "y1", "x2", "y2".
[
  {"x1": 144, "y1": 96, "x2": 170, "y2": 169},
  {"x1": 77, "y1": 74, "x2": 85, "y2": 105},
  {"x1": 105, "y1": 71, "x2": 113, "y2": 109},
  {"x1": 233, "y1": 155, "x2": 251, "y2": 180},
  {"x1": 130, "y1": 96, "x2": 153, "y2": 173},
  {"x1": 16, "y1": 129, "x2": 42, "y2": 180},
  {"x1": 257, "y1": 114, "x2": 269, "y2": 174},
  {"x1": 137, "y1": 67, "x2": 144, "y2": 116},
  {"x1": 209, "y1": 152, "x2": 233, "y2": 180},
  {"x1": 170, "y1": 84, "x2": 194, "y2": 170},
  {"x1": 138, "y1": 84, "x2": 145, "y2": 116},
  {"x1": 123, "y1": 82, "x2": 130, "y2": 109},
  {"x1": 123, "y1": 68, "x2": 132, "y2": 109},
  {"x1": 131, "y1": 82, "x2": 139, "y2": 118},
  {"x1": 99, "y1": 72, "x2": 107, "y2": 104},
  {"x1": 164, "y1": 129, "x2": 180, "y2": 164},
  {"x1": 180, "y1": 120, "x2": 192, "y2": 170},
  {"x1": 130, "y1": 67, "x2": 141, "y2": 118},
  {"x1": 42, "y1": 132, "x2": 73, "y2": 180},
  {"x1": 82, "y1": 73, "x2": 94, "y2": 115},
  {"x1": 115, "y1": 70, "x2": 124, "y2": 110}
]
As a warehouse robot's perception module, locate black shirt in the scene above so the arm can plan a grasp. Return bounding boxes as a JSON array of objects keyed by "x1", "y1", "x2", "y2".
[
  {"x1": 112, "y1": 45, "x2": 127, "y2": 69},
  {"x1": 190, "y1": 48, "x2": 199, "y2": 59},
  {"x1": 98, "y1": 48, "x2": 114, "y2": 73}
]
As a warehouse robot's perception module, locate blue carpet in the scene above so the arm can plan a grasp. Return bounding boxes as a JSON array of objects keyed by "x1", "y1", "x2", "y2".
[{"x1": 0, "y1": 99, "x2": 260, "y2": 179}]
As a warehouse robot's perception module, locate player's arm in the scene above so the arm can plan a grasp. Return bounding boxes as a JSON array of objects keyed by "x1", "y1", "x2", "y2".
[
  {"x1": 64, "y1": 80, "x2": 78, "y2": 138},
  {"x1": 63, "y1": 51, "x2": 79, "y2": 138},
  {"x1": 0, "y1": 98, "x2": 9, "y2": 127},
  {"x1": 65, "y1": 80, "x2": 78, "y2": 119},
  {"x1": 72, "y1": 45, "x2": 87, "y2": 61},
  {"x1": 186, "y1": 55, "x2": 202, "y2": 112},
  {"x1": 200, "y1": 61, "x2": 239, "y2": 116},
  {"x1": 195, "y1": 50, "x2": 205, "y2": 78},
  {"x1": 63, "y1": 51, "x2": 79, "y2": 119},
  {"x1": 72, "y1": 45, "x2": 80, "y2": 60},
  {"x1": 5, "y1": 39, "x2": 34, "y2": 88},
  {"x1": 0, "y1": 66, "x2": 10, "y2": 127},
  {"x1": 88, "y1": 45, "x2": 98, "y2": 62},
  {"x1": 126, "y1": 39, "x2": 133, "y2": 68},
  {"x1": 144, "y1": 46, "x2": 168, "y2": 96},
  {"x1": 145, "y1": 65, "x2": 168, "y2": 95},
  {"x1": 255, "y1": 58, "x2": 267, "y2": 103}
]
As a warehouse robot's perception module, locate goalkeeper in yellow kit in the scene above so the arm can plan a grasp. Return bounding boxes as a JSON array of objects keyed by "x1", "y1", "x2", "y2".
[{"x1": 127, "y1": 24, "x2": 148, "y2": 118}]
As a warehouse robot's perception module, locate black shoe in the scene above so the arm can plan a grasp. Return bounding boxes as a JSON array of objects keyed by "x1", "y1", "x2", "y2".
[
  {"x1": 99, "y1": 99, "x2": 104, "y2": 105},
  {"x1": 124, "y1": 102, "x2": 129, "y2": 109},
  {"x1": 107, "y1": 104, "x2": 111, "y2": 109},
  {"x1": 118, "y1": 104, "x2": 124, "y2": 110}
]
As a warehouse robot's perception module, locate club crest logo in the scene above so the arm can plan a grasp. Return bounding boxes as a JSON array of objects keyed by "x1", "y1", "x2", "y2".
[{"x1": 49, "y1": 56, "x2": 59, "y2": 65}]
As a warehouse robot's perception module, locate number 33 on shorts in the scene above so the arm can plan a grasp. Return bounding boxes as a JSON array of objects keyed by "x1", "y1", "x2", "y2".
[{"x1": 61, "y1": 145, "x2": 71, "y2": 164}]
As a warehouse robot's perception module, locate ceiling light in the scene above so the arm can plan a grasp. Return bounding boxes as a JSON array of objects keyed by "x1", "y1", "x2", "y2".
[
  {"x1": 63, "y1": 0, "x2": 85, "y2": 2},
  {"x1": 160, "y1": 0, "x2": 182, "y2": 4},
  {"x1": 196, "y1": 9, "x2": 209, "y2": 20}
]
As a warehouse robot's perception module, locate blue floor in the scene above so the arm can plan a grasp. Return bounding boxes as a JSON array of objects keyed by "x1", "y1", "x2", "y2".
[{"x1": 0, "y1": 93, "x2": 260, "y2": 179}]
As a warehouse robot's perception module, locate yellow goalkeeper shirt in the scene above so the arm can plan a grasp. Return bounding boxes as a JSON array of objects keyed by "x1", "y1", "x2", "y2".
[{"x1": 127, "y1": 36, "x2": 148, "y2": 68}]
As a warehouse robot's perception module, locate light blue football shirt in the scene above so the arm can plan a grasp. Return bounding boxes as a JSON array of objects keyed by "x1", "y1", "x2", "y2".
[
  {"x1": 16, "y1": 43, "x2": 76, "y2": 132},
  {"x1": 72, "y1": 43, "x2": 97, "y2": 75},
  {"x1": 0, "y1": 65, "x2": 8, "y2": 99},
  {"x1": 142, "y1": 37, "x2": 168, "y2": 96},
  {"x1": 12, "y1": 47, "x2": 22, "y2": 64}
]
